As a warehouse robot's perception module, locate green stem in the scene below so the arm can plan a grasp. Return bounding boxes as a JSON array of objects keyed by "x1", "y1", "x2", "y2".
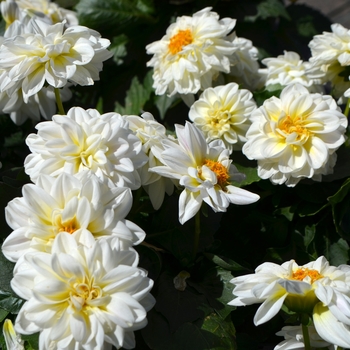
[
  {"x1": 344, "y1": 97, "x2": 350, "y2": 118},
  {"x1": 192, "y1": 211, "x2": 200, "y2": 260},
  {"x1": 301, "y1": 322, "x2": 311, "y2": 350},
  {"x1": 54, "y1": 87, "x2": 65, "y2": 115}
]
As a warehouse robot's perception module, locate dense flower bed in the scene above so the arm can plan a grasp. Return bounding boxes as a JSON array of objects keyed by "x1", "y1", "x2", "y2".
[{"x1": 0, "y1": 0, "x2": 349, "y2": 349}]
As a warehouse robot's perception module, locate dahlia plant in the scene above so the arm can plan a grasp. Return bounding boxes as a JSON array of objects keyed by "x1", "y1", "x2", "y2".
[{"x1": 0, "y1": 1, "x2": 349, "y2": 350}]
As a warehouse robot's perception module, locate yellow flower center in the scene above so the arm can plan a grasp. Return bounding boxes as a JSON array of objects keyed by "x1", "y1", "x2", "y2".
[
  {"x1": 55, "y1": 216, "x2": 80, "y2": 235},
  {"x1": 169, "y1": 29, "x2": 193, "y2": 54},
  {"x1": 203, "y1": 159, "x2": 230, "y2": 189},
  {"x1": 70, "y1": 278, "x2": 102, "y2": 312},
  {"x1": 207, "y1": 108, "x2": 231, "y2": 134},
  {"x1": 291, "y1": 268, "x2": 323, "y2": 284},
  {"x1": 282, "y1": 267, "x2": 324, "y2": 314},
  {"x1": 279, "y1": 115, "x2": 309, "y2": 141}
]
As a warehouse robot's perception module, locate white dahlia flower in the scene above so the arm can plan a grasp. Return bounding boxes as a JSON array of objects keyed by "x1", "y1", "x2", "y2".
[
  {"x1": 0, "y1": 85, "x2": 72, "y2": 125},
  {"x1": 0, "y1": 17, "x2": 112, "y2": 101},
  {"x1": 188, "y1": 83, "x2": 256, "y2": 151},
  {"x1": 261, "y1": 51, "x2": 322, "y2": 90},
  {"x1": 1, "y1": 0, "x2": 78, "y2": 28},
  {"x1": 229, "y1": 36, "x2": 265, "y2": 91},
  {"x1": 229, "y1": 256, "x2": 350, "y2": 348},
  {"x1": 309, "y1": 24, "x2": 350, "y2": 99},
  {"x1": 274, "y1": 325, "x2": 335, "y2": 350},
  {"x1": 24, "y1": 107, "x2": 147, "y2": 189},
  {"x1": 150, "y1": 121, "x2": 259, "y2": 224},
  {"x1": 127, "y1": 112, "x2": 176, "y2": 210},
  {"x1": 2, "y1": 173, "x2": 145, "y2": 262},
  {"x1": 11, "y1": 232, "x2": 155, "y2": 350},
  {"x1": 242, "y1": 84, "x2": 348, "y2": 186},
  {"x1": 309, "y1": 23, "x2": 350, "y2": 67},
  {"x1": 146, "y1": 7, "x2": 236, "y2": 97}
]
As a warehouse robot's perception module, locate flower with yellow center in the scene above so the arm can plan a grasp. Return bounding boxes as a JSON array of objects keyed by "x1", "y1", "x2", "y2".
[
  {"x1": 146, "y1": 7, "x2": 237, "y2": 97},
  {"x1": 150, "y1": 121, "x2": 259, "y2": 224},
  {"x1": 24, "y1": 107, "x2": 147, "y2": 190},
  {"x1": 11, "y1": 233, "x2": 155, "y2": 349},
  {"x1": 0, "y1": 16, "x2": 112, "y2": 102},
  {"x1": 242, "y1": 83, "x2": 348, "y2": 186},
  {"x1": 229, "y1": 256, "x2": 350, "y2": 348},
  {"x1": 0, "y1": 0, "x2": 78, "y2": 29},
  {"x1": 189, "y1": 83, "x2": 256, "y2": 151},
  {"x1": 2, "y1": 173, "x2": 146, "y2": 263}
]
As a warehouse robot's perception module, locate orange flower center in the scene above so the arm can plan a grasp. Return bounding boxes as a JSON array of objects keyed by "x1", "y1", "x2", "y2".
[
  {"x1": 291, "y1": 268, "x2": 323, "y2": 284},
  {"x1": 58, "y1": 216, "x2": 79, "y2": 234},
  {"x1": 203, "y1": 159, "x2": 230, "y2": 189},
  {"x1": 169, "y1": 29, "x2": 193, "y2": 54},
  {"x1": 279, "y1": 115, "x2": 309, "y2": 140}
]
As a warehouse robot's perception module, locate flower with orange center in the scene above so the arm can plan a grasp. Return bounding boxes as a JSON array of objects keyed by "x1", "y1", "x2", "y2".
[
  {"x1": 242, "y1": 83, "x2": 347, "y2": 186},
  {"x1": 229, "y1": 256, "x2": 350, "y2": 348},
  {"x1": 150, "y1": 121, "x2": 259, "y2": 224},
  {"x1": 168, "y1": 29, "x2": 193, "y2": 54},
  {"x1": 2, "y1": 173, "x2": 146, "y2": 262},
  {"x1": 146, "y1": 7, "x2": 237, "y2": 97}
]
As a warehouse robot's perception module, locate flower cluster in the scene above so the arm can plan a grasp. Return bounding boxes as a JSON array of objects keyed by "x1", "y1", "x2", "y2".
[
  {"x1": 229, "y1": 256, "x2": 350, "y2": 348},
  {"x1": 1, "y1": 2, "x2": 350, "y2": 350},
  {"x1": 2, "y1": 105, "x2": 156, "y2": 349}
]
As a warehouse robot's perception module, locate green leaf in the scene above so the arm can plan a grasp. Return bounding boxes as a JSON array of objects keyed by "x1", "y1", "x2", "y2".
[
  {"x1": 329, "y1": 238, "x2": 349, "y2": 266},
  {"x1": 231, "y1": 163, "x2": 261, "y2": 187},
  {"x1": 203, "y1": 253, "x2": 250, "y2": 272},
  {"x1": 296, "y1": 15, "x2": 319, "y2": 37},
  {"x1": 76, "y1": 0, "x2": 155, "y2": 34},
  {"x1": 109, "y1": 34, "x2": 129, "y2": 65},
  {"x1": 115, "y1": 70, "x2": 154, "y2": 115},
  {"x1": 0, "y1": 308, "x2": 9, "y2": 322},
  {"x1": 0, "y1": 251, "x2": 24, "y2": 314},
  {"x1": 253, "y1": 86, "x2": 282, "y2": 106},
  {"x1": 245, "y1": 0, "x2": 290, "y2": 23},
  {"x1": 200, "y1": 313, "x2": 236, "y2": 350},
  {"x1": 214, "y1": 269, "x2": 236, "y2": 319},
  {"x1": 0, "y1": 251, "x2": 15, "y2": 295},
  {"x1": 154, "y1": 93, "x2": 180, "y2": 120},
  {"x1": 303, "y1": 225, "x2": 316, "y2": 249},
  {"x1": 0, "y1": 291, "x2": 24, "y2": 314},
  {"x1": 22, "y1": 333, "x2": 40, "y2": 350}
]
